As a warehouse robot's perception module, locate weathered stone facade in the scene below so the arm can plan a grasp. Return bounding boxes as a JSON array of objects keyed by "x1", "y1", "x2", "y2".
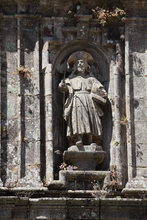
[{"x1": 0, "y1": 0, "x2": 147, "y2": 219}]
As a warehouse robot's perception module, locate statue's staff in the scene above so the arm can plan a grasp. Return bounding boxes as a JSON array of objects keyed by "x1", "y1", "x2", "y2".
[
  {"x1": 62, "y1": 71, "x2": 66, "y2": 147},
  {"x1": 62, "y1": 71, "x2": 66, "y2": 110}
]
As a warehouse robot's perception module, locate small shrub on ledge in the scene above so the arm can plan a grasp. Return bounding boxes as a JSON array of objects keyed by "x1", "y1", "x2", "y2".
[
  {"x1": 92, "y1": 7, "x2": 126, "y2": 26},
  {"x1": 59, "y1": 162, "x2": 77, "y2": 171}
]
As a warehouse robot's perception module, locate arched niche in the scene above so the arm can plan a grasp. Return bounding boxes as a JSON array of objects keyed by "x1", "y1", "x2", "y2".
[
  {"x1": 53, "y1": 40, "x2": 109, "y2": 89},
  {"x1": 51, "y1": 40, "x2": 112, "y2": 178}
]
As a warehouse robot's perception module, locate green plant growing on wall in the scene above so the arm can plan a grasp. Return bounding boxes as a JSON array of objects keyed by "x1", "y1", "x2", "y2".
[
  {"x1": 113, "y1": 141, "x2": 119, "y2": 147},
  {"x1": 120, "y1": 116, "x2": 128, "y2": 125}
]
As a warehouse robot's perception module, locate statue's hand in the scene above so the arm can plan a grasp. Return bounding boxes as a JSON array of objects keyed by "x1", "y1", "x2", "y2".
[
  {"x1": 98, "y1": 87, "x2": 107, "y2": 98},
  {"x1": 59, "y1": 81, "x2": 68, "y2": 93}
]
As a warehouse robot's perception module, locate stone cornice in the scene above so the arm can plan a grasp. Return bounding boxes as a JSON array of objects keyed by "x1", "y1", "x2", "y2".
[
  {"x1": 122, "y1": 0, "x2": 147, "y2": 8},
  {"x1": 125, "y1": 17, "x2": 147, "y2": 22},
  {"x1": 125, "y1": 17, "x2": 147, "y2": 25}
]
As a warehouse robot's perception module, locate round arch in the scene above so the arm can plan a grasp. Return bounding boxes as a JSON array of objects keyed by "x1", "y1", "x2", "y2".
[{"x1": 52, "y1": 40, "x2": 110, "y2": 83}]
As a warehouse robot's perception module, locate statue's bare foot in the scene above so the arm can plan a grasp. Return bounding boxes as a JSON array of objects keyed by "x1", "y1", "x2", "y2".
[{"x1": 76, "y1": 140, "x2": 83, "y2": 147}]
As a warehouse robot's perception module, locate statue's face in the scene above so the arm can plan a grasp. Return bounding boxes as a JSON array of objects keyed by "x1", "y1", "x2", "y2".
[{"x1": 76, "y1": 59, "x2": 86, "y2": 73}]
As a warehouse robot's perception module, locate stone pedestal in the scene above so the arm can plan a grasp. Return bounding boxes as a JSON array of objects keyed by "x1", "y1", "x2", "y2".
[
  {"x1": 63, "y1": 145, "x2": 105, "y2": 170},
  {"x1": 64, "y1": 151, "x2": 105, "y2": 170}
]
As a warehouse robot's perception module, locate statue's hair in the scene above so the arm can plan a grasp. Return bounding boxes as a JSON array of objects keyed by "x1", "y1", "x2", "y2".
[{"x1": 67, "y1": 51, "x2": 93, "y2": 67}]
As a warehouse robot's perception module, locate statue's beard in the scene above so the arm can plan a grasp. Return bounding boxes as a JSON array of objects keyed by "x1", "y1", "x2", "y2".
[{"x1": 77, "y1": 67, "x2": 85, "y2": 74}]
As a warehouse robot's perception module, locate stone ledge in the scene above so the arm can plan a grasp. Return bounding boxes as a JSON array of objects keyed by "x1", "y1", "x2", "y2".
[
  {"x1": 0, "y1": 187, "x2": 118, "y2": 199},
  {"x1": 125, "y1": 17, "x2": 147, "y2": 24},
  {"x1": 123, "y1": 188, "x2": 147, "y2": 198},
  {"x1": 0, "y1": 197, "x2": 146, "y2": 220}
]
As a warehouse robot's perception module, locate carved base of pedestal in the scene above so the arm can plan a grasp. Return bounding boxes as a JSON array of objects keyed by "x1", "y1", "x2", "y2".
[
  {"x1": 63, "y1": 145, "x2": 105, "y2": 170},
  {"x1": 59, "y1": 170, "x2": 110, "y2": 190}
]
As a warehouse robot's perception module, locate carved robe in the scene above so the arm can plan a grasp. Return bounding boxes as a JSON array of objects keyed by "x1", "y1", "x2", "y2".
[{"x1": 59, "y1": 73, "x2": 107, "y2": 138}]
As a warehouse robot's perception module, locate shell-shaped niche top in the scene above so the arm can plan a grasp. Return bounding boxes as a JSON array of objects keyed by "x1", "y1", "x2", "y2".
[{"x1": 67, "y1": 51, "x2": 94, "y2": 67}]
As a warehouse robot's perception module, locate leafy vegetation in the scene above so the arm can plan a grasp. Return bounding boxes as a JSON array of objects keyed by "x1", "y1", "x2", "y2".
[{"x1": 65, "y1": 0, "x2": 126, "y2": 26}]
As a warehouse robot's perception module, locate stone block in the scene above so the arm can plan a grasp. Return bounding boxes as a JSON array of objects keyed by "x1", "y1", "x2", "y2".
[
  {"x1": 1, "y1": 141, "x2": 20, "y2": 186},
  {"x1": 54, "y1": 19, "x2": 64, "y2": 40},
  {"x1": 44, "y1": 72, "x2": 52, "y2": 96},
  {"x1": 24, "y1": 141, "x2": 40, "y2": 165},
  {"x1": 134, "y1": 97, "x2": 147, "y2": 121},
  {"x1": 45, "y1": 116, "x2": 53, "y2": 141},
  {"x1": 20, "y1": 77, "x2": 40, "y2": 95},
  {"x1": 100, "y1": 198, "x2": 147, "y2": 220},
  {"x1": 1, "y1": 93, "x2": 20, "y2": 121},
  {"x1": 12, "y1": 206, "x2": 28, "y2": 219},
  {"x1": 77, "y1": 23, "x2": 89, "y2": 39},
  {"x1": 89, "y1": 28, "x2": 101, "y2": 43},
  {"x1": 0, "y1": 208, "x2": 12, "y2": 219},
  {"x1": 68, "y1": 207, "x2": 97, "y2": 220},
  {"x1": 133, "y1": 76, "x2": 146, "y2": 98},
  {"x1": 1, "y1": 73, "x2": 20, "y2": 95},
  {"x1": 29, "y1": 198, "x2": 67, "y2": 220},
  {"x1": 129, "y1": 25, "x2": 146, "y2": 51},
  {"x1": 18, "y1": 168, "x2": 42, "y2": 187},
  {"x1": 45, "y1": 95, "x2": 52, "y2": 118},
  {"x1": 1, "y1": 119, "x2": 20, "y2": 141},
  {"x1": 24, "y1": 118, "x2": 40, "y2": 141},
  {"x1": 135, "y1": 143, "x2": 147, "y2": 167},
  {"x1": 23, "y1": 95, "x2": 40, "y2": 119},
  {"x1": 134, "y1": 121, "x2": 147, "y2": 143},
  {"x1": 136, "y1": 168, "x2": 147, "y2": 178}
]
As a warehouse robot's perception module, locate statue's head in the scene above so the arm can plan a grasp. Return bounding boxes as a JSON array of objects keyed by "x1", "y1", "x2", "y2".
[{"x1": 73, "y1": 59, "x2": 90, "y2": 74}]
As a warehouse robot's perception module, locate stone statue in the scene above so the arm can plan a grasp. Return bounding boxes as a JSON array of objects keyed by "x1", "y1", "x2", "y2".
[{"x1": 59, "y1": 59, "x2": 107, "y2": 147}]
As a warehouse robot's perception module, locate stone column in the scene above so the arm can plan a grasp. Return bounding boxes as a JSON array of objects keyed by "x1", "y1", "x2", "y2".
[
  {"x1": 122, "y1": 0, "x2": 147, "y2": 194},
  {"x1": 112, "y1": 43, "x2": 127, "y2": 188},
  {"x1": 0, "y1": 25, "x2": 3, "y2": 186},
  {"x1": 18, "y1": 16, "x2": 42, "y2": 187},
  {"x1": 0, "y1": 17, "x2": 21, "y2": 187},
  {"x1": 41, "y1": 19, "x2": 54, "y2": 184},
  {"x1": 44, "y1": 64, "x2": 54, "y2": 184}
]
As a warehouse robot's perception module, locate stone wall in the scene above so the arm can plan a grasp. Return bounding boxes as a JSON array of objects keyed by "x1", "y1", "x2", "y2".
[
  {"x1": 0, "y1": 0, "x2": 128, "y2": 188},
  {"x1": 122, "y1": 0, "x2": 147, "y2": 194},
  {"x1": 0, "y1": 0, "x2": 147, "y2": 219}
]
